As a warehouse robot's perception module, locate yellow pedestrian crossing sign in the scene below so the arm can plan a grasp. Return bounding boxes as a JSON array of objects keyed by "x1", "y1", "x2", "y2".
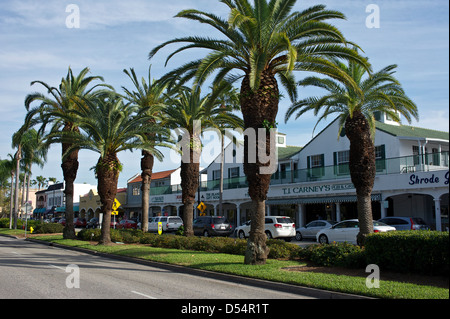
[
  {"x1": 197, "y1": 202, "x2": 206, "y2": 213},
  {"x1": 112, "y1": 198, "x2": 121, "y2": 211}
]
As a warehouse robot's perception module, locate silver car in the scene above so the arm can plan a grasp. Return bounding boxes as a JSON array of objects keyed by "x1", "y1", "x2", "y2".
[
  {"x1": 295, "y1": 220, "x2": 337, "y2": 241},
  {"x1": 377, "y1": 217, "x2": 430, "y2": 231}
]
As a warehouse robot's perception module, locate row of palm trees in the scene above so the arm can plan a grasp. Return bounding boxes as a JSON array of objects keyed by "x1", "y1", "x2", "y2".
[{"x1": 16, "y1": 0, "x2": 418, "y2": 265}]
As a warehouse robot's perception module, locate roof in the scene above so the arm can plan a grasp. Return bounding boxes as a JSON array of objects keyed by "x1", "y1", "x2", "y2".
[
  {"x1": 128, "y1": 169, "x2": 178, "y2": 184},
  {"x1": 278, "y1": 146, "x2": 302, "y2": 160},
  {"x1": 376, "y1": 122, "x2": 449, "y2": 140},
  {"x1": 47, "y1": 183, "x2": 64, "y2": 191}
]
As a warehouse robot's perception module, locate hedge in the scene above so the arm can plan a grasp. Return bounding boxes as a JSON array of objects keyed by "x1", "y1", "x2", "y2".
[
  {"x1": 364, "y1": 231, "x2": 449, "y2": 276},
  {"x1": 77, "y1": 228, "x2": 300, "y2": 259}
]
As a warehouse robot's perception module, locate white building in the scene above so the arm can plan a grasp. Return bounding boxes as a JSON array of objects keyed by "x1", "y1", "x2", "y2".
[{"x1": 128, "y1": 114, "x2": 449, "y2": 231}]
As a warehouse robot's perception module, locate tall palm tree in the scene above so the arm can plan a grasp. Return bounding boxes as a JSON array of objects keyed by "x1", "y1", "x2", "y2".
[
  {"x1": 285, "y1": 57, "x2": 418, "y2": 245},
  {"x1": 149, "y1": 0, "x2": 370, "y2": 264},
  {"x1": 164, "y1": 86, "x2": 243, "y2": 237},
  {"x1": 0, "y1": 155, "x2": 16, "y2": 228},
  {"x1": 24, "y1": 67, "x2": 112, "y2": 239},
  {"x1": 122, "y1": 66, "x2": 168, "y2": 232},
  {"x1": 47, "y1": 92, "x2": 167, "y2": 245}
]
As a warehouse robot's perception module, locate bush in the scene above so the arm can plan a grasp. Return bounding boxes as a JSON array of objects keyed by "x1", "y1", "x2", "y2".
[
  {"x1": 301, "y1": 242, "x2": 366, "y2": 268},
  {"x1": 365, "y1": 230, "x2": 449, "y2": 276},
  {"x1": 34, "y1": 223, "x2": 64, "y2": 234},
  {"x1": 0, "y1": 218, "x2": 10, "y2": 228},
  {"x1": 267, "y1": 239, "x2": 301, "y2": 259}
]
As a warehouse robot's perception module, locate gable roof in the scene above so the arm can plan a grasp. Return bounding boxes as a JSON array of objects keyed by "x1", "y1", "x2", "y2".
[
  {"x1": 128, "y1": 169, "x2": 178, "y2": 184},
  {"x1": 278, "y1": 146, "x2": 303, "y2": 160}
]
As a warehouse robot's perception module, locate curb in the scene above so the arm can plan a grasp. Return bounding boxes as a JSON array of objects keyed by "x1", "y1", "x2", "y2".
[{"x1": 24, "y1": 237, "x2": 374, "y2": 300}]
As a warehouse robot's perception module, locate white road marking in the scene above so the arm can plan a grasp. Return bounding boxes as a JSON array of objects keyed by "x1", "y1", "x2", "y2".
[{"x1": 131, "y1": 290, "x2": 157, "y2": 299}]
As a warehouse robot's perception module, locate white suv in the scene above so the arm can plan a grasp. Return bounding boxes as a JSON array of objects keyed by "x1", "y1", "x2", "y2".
[
  {"x1": 235, "y1": 216, "x2": 296, "y2": 241},
  {"x1": 148, "y1": 216, "x2": 183, "y2": 233}
]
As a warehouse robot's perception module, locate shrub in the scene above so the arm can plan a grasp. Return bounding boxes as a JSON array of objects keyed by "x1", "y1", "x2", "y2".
[
  {"x1": 267, "y1": 239, "x2": 301, "y2": 259},
  {"x1": 34, "y1": 223, "x2": 64, "y2": 234},
  {"x1": 301, "y1": 242, "x2": 366, "y2": 268},
  {"x1": 0, "y1": 218, "x2": 10, "y2": 228},
  {"x1": 365, "y1": 230, "x2": 449, "y2": 275}
]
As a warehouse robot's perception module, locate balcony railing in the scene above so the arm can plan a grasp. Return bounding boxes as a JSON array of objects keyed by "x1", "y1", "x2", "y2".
[{"x1": 149, "y1": 152, "x2": 449, "y2": 196}]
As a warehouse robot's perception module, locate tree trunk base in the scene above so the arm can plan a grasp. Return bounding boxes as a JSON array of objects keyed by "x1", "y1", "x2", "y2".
[
  {"x1": 244, "y1": 233, "x2": 269, "y2": 265},
  {"x1": 63, "y1": 227, "x2": 77, "y2": 240}
]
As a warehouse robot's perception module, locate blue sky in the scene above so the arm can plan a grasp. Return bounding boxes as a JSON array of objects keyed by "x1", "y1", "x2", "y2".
[{"x1": 0, "y1": 0, "x2": 448, "y2": 188}]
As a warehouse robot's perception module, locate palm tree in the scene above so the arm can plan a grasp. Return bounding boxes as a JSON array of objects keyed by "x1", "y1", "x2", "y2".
[
  {"x1": 24, "y1": 67, "x2": 112, "y2": 239},
  {"x1": 0, "y1": 155, "x2": 16, "y2": 227},
  {"x1": 122, "y1": 66, "x2": 168, "y2": 232},
  {"x1": 35, "y1": 176, "x2": 47, "y2": 190},
  {"x1": 149, "y1": 0, "x2": 370, "y2": 264},
  {"x1": 48, "y1": 92, "x2": 167, "y2": 245},
  {"x1": 164, "y1": 86, "x2": 243, "y2": 237},
  {"x1": 285, "y1": 57, "x2": 418, "y2": 245}
]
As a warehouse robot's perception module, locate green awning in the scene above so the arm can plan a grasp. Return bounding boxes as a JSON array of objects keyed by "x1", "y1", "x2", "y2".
[{"x1": 267, "y1": 194, "x2": 382, "y2": 205}]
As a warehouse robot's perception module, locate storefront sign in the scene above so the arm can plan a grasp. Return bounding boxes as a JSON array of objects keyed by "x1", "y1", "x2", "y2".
[
  {"x1": 409, "y1": 172, "x2": 449, "y2": 186},
  {"x1": 282, "y1": 183, "x2": 354, "y2": 195}
]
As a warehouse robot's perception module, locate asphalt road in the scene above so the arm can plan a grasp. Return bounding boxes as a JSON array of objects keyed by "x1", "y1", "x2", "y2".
[{"x1": 0, "y1": 236, "x2": 317, "y2": 300}]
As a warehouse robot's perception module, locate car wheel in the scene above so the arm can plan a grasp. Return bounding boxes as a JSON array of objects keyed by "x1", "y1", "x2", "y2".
[
  {"x1": 295, "y1": 232, "x2": 303, "y2": 241},
  {"x1": 318, "y1": 234, "x2": 329, "y2": 244},
  {"x1": 203, "y1": 230, "x2": 209, "y2": 237},
  {"x1": 265, "y1": 230, "x2": 273, "y2": 239},
  {"x1": 238, "y1": 230, "x2": 246, "y2": 239}
]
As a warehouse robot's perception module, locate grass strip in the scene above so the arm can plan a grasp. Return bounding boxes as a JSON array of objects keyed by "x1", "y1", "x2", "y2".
[{"x1": 27, "y1": 235, "x2": 448, "y2": 299}]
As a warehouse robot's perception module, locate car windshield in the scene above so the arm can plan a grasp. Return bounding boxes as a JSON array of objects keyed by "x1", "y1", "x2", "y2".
[
  {"x1": 373, "y1": 221, "x2": 388, "y2": 226},
  {"x1": 169, "y1": 217, "x2": 183, "y2": 223},
  {"x1": 275, "y1": 217, "x2": 293, "y2": 224}
]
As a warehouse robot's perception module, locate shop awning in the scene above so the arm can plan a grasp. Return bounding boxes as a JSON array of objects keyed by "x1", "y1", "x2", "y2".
[{"x1": 267, "y1": 194, "x2": 382, "y2": 205}]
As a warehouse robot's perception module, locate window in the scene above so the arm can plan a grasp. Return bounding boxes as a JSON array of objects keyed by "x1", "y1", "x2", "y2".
[
  {"x1": 334, "y1": 150, "x2": 350, "y2": 175},
  {"x1": 307, "y1": 154, "x2": 325, "y2": 179},
  {"x1": 132, "y1": 185, "x2": 140, "y2": 196},
  {"x1": 228, "y1": 167, "x2": 239, "y2": 178},
  {"x1": 413, "y1": 145, "x2": 420, "y2": 165},
  {"x1": 277, "y1": 136, "x2": 285, "y2": 145},
  {"x1": 212, "y1": 170, "x2": 221, "y2": 180},
  {"x1": 375, "y1": 145, "x2": 386, "y2": 171}
]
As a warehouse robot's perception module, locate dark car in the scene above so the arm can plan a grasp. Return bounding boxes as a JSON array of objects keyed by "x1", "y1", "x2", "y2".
[
  {"x1": 193, "y1": 216, "x2": 233, "y2": 237},
  {"x1": 58, "y1": 218, "x2": 66, "y2": 226},
  {"x1": 118, "y1": 219, "x2": 138, "y2": 230},
  {"x1": 378, "y1": 217, "x2": 430, "y2": 230},
  {"x1": 74, "y1": 218, "x2": 87, "y2": 228},
  {"x1": 86, "y1": 218, "x2": 99, "y2": 229}
]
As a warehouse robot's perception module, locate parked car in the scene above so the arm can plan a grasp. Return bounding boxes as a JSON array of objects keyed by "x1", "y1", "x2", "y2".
[
  {"x1": 86, "y1": 218, "x2": 99, "y2": 229},
  {"x1": 193, "y1": 216, "x2": 233, "y2": 237},
  {"x1": 148, "y1": 216, "x2": 184, "y2": 233},
  {"x1": 118, "y1": 219, "x2": 138, "y2": 230},
  {"x1": 73, "y1": 218, "x2": 87, "y2": 228},
  {"x1": 377, "y1": 216, "x2": 430, "y2": 231},
  {"x1": 316, "y1": 219, "x2": 396, "y2": 244},
  {"x1": 295, "y1": 220, "x2": 337, "y2": 241},
  {"x1": 58, "y1": 218, "x2": 66, "y2": 226},
  {"x1": 235, "y1": 216, "x2": 296, "y2": 241},
  {"x1": 51, "y1": 217, "x2": 61, "y2": 223}
]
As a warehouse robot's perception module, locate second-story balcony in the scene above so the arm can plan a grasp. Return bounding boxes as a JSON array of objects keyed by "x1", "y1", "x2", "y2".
[{"x1": 149, "y1": 152, "x2": 449, "y2": 196}]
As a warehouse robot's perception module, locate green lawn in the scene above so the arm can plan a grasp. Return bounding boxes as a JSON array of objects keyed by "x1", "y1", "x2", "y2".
[{"x1": 25, "y1": 234, "x2": 448, "y2": 299}]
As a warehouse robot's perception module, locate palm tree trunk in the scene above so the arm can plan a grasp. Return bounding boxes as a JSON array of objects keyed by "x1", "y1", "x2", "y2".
[
  {"x1": 180, "y1": 149, "x2": 200, "y2": 237},
  {"x1": 13, "y1": 146, "x2": 21, "y2": 229},
  {"x1": 9, "y1": 172, "x2": 14, "y2": 229},
  {"x1": 61, "y1": 148, "x2": 79, "y2": 240},
  {"x1": 141, "y1": 150, "x2": 154, "y2": 232},
  {"x1": 240, "y1": 70, "x2": 279, "y2": 265},
  {"x1": 345, "y1": 110, "x2": 376, "y2": 245},
  {"x1": 97, "y1": 154, "x2": 120, "y2": 245}
]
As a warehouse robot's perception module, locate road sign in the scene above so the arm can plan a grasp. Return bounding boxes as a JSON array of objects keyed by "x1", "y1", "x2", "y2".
[
  {"x1": 111, "y1": 211, "x2": 119, "y2": 216},
  {"x1": 197, "y1": 202, "x2": 206, "y2": 213},
  {"x1": 112, "y1": 198, "x2": 121, "y2": 211},
  {"x1": 158, "y1": 222, "x2": 163, "y2": 235}
]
